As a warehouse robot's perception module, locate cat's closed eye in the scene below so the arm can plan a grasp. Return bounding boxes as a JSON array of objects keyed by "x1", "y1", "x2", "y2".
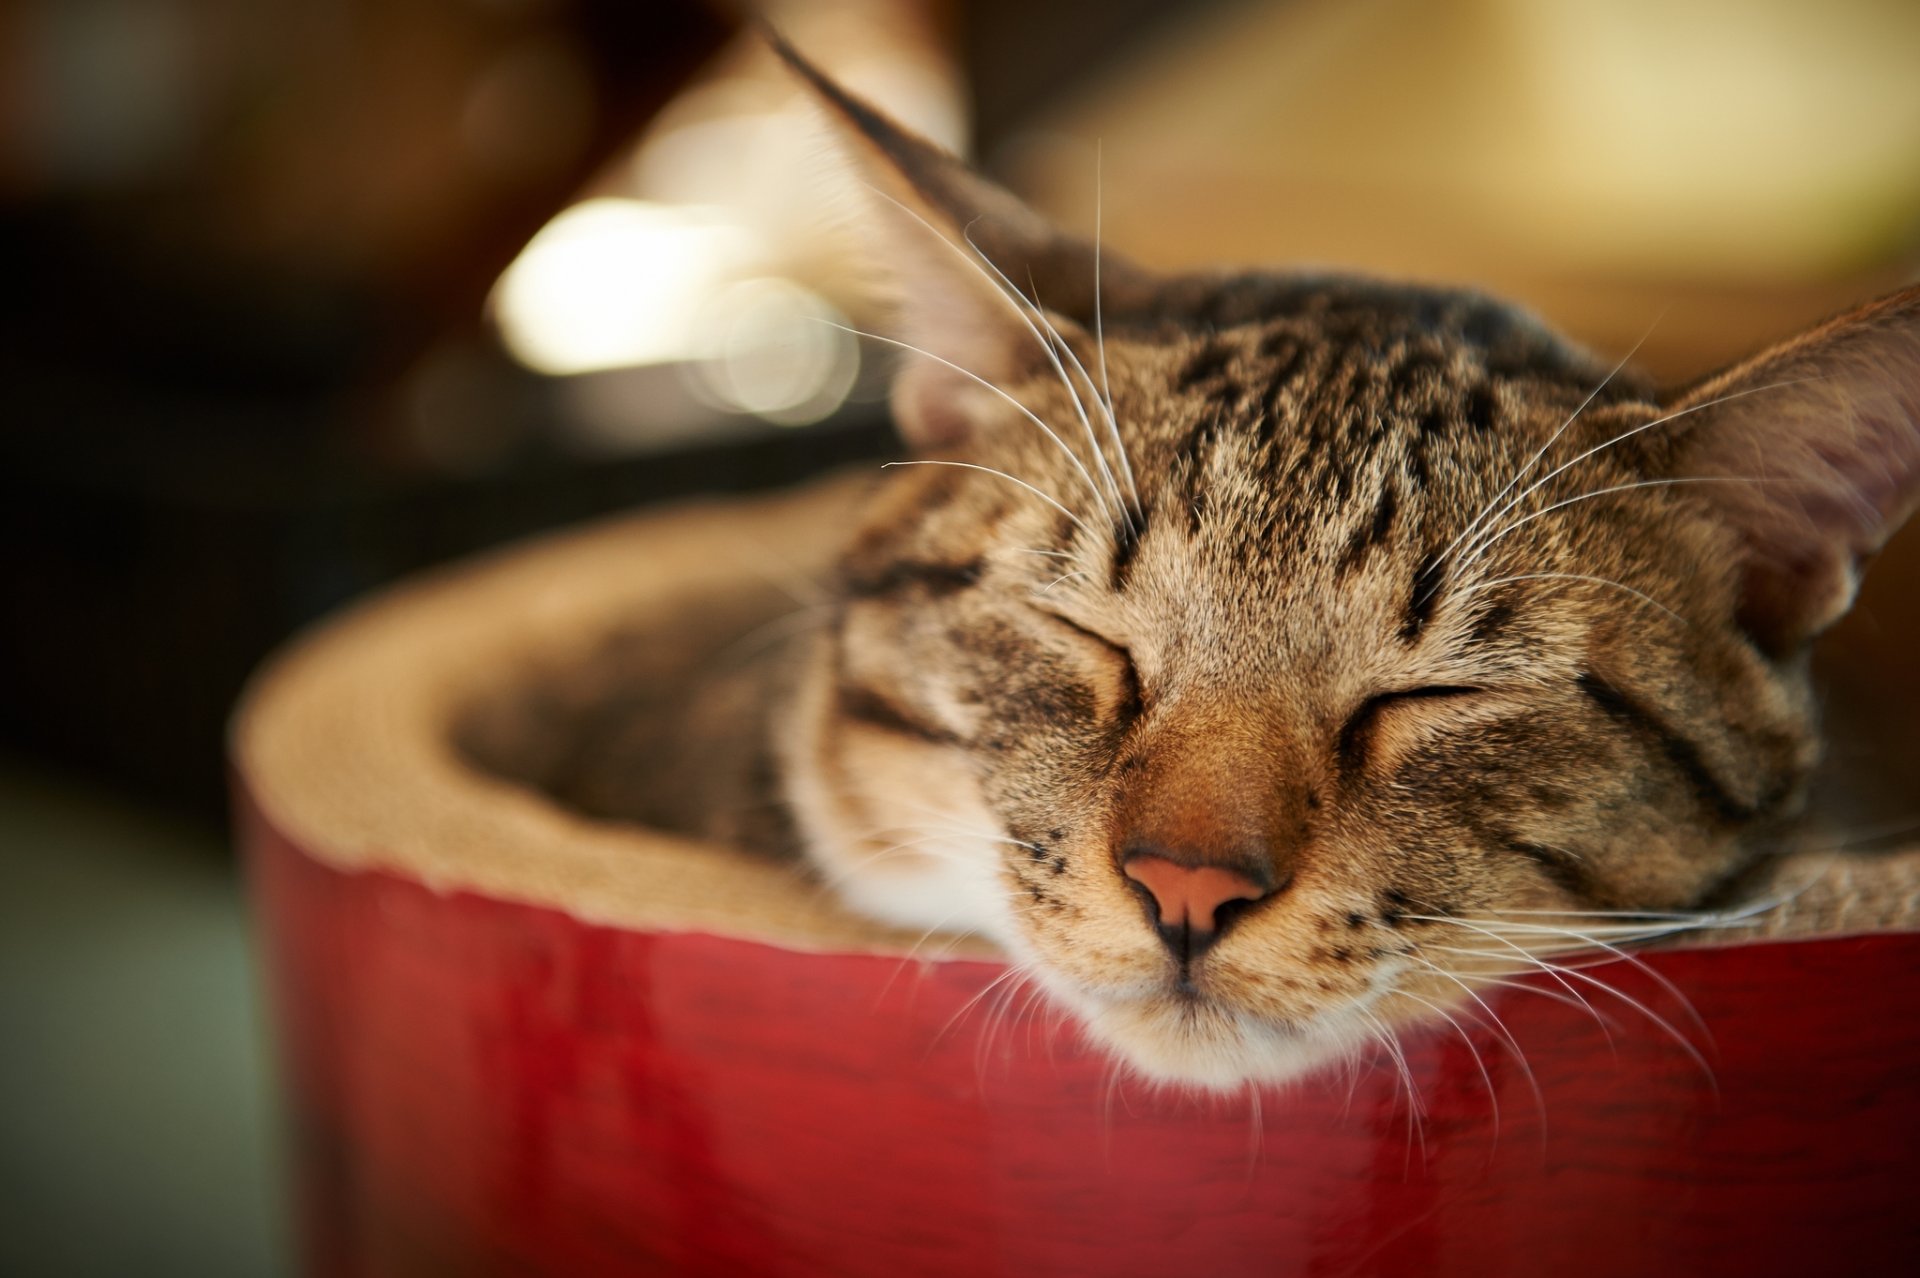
[
  {"x1": 1337, "y1": 685, "x2": 1484, "y2": 772},
  {"x1": 1029, "y1": 606, "x2": 1145, "y2": 720}
]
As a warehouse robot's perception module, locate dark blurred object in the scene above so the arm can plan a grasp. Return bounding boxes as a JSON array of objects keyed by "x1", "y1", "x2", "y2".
[
  {"x1": 0, "y1": 0, "x2": 1215, "y2": 820},
  {"x1": 0, "y1": 391, "x2": 894, "y2": 820},
  {"x1": 1, "y1": 0, "x2": 742, "y2": 818},
  {"x1": 1, "y1": 0, "x2": 734, "y2": 395}
]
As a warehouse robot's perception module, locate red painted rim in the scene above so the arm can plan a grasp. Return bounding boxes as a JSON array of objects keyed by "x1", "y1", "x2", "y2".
[{"x1": 240, "y1": 774, "x2": 1920, "y2": 1277}]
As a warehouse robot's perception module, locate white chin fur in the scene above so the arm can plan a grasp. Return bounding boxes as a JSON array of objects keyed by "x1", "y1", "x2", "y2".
[{"x1": 1069, "y1": 990, "x2": 1365, "y2": 1092}]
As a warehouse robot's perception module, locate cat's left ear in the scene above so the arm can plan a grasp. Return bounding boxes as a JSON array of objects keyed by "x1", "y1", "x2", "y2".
[
  {"x1": 771, "y1": 34, "x2": 1151, "y2": 451},
  {"x1": 1669, "y1": 285, "x2": 1920, "y2": 654}
]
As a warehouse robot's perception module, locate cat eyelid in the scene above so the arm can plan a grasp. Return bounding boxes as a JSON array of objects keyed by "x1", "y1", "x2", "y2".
[
  {"x1": 1374, "y1": 684, "x2": 1484, "y2": 705},
  {"x1": 1338, "y1": 684, "x2": 1484, "y2": 771},
  {"x1": 1028, "y1": 605, "x2": 1147, "y2": 725},
  {"x1": 1026, "y1": 603, "x2": 1134, "y2": 660}
]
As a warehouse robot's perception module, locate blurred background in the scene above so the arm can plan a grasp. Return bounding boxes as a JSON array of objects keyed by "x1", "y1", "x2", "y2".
[{"x1": 3, "y1": 0, "x2": 1917, "y2": 1273}]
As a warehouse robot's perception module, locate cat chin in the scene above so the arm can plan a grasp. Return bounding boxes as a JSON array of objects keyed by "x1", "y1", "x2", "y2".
[{"x1": 1052, "y1": 982, "x2": 1366, "y2": 1093}]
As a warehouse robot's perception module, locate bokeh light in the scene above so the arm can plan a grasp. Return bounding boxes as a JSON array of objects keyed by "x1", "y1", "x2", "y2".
[{"x1": 491, "y1": 198, "x2": 761, "y2": 376}]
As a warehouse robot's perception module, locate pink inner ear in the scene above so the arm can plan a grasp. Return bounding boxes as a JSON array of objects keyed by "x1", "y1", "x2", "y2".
[
  {"x1": 1673, "y1": 286, "x2": 1920, "y2": 651},
  {"x1": 891, "y1": 359, "x2": 980, "y2": 453}
]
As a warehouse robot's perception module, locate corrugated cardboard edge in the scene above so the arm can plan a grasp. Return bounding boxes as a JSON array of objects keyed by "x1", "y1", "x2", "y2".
[{"x1": 233, "y1": 476, "x2": 1918, "y2": 959}]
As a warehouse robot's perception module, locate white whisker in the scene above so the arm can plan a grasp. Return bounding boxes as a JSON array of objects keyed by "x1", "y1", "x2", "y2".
[
  {"x1": 1419, "y1": 921, "x2": 1713, "y2": 1081},
  {"x1": 859, "y1": 185, "x2": 1123, "y2": 527},
  {"x1": 882, "y1": 460, "x2": 1094, "y2": 539},
  {"x1": 1392, "y1": 987, "x2": 1502, "y2": 1137},
  {"x1": 958, "y1": 214, "x2": 1120, "y2": 512},
  {"x1": 1093, "y1": 141, "x2": 1141, "y2": 517},
  {"x1": 1436, "y1": 317, "x2": 1662, "y2": 572},
  {"x1": 1455, "y1": 475, "x2": 1769, "y2": 577},
  {"x1": 1457, "y1": 378, "x2": 1814, "y2": 569},
  {"x1": 819, "y1": 319, "x2": 1108, "y2": 519},
  {"x1": 1455, "y1": 572, "x2": 1684, "y2": 624}
]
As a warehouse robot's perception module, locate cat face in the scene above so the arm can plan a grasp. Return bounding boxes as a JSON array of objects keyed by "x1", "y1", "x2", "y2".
[{"x1": 772, "y1": 42, "x2": 1920, "y2": 1088}]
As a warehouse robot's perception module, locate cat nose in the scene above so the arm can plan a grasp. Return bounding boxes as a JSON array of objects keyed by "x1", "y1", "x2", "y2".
[{"x1": 1122, "y1": 850, "x2": 1276, "y2": 962}]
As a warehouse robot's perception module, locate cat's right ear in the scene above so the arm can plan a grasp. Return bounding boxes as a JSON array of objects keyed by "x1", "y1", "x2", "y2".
[
  {"x1": 770, "y1": 34, "x2": 1148, "y2": 451},
  {"x1": 1667, "y1": 284, "x2": 1920, "y2": 655}
]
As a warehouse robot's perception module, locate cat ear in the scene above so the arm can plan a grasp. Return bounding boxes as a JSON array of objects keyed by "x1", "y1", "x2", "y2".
[
  {"x1": 770, "y1": 34, "x2": 1149, "y2": 450},
  {"x1": 1668, "y1": 285, "x2": 1920, "y2": 654}
]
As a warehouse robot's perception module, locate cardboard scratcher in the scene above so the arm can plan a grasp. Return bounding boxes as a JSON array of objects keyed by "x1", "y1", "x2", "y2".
[{"x1": 234, "y1": 475, "x2": 1920, "y2": 1277}]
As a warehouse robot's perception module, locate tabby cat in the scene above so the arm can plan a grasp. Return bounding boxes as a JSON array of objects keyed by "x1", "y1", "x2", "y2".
[{"x1": 623, "y1": 45, "x2": 1920, "y2": 1090}]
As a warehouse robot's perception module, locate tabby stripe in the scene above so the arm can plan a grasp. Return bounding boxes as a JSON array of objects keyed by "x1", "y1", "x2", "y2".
[
  {"x1": 1467, "y1": 598, "x2": 1516, "y2": 646},
  {"x1": 1506, "y1": 839, "x2": 1596, "y2": 900},
  {"x1": 1463, "y1": 383, "x2": 1499, "y2": 432},
  {"x1": 1176, "y1": 342, "x2": 1235, "y2": 391},
  {"x1": 1110, "y1": 513, "x2": 1145, "y2": 590},
  {"x1": 836, "y1": 681, "x2": 960, "y2": 746},
  {"x1": 842, "y1": 558, "x2": 984, "y2": 599},
  {"x1": 1575, "y1": 672, "x2": 1754, "y2": 822},
  {"x1": 1400, "y1": 551, "x2": 1445, "y2": 641},
  {"x1": 1338, "y1": 484, "x2": 1398, "y2": 575}
]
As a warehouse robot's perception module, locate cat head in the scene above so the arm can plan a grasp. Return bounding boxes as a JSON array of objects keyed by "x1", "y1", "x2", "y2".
[{"x1": 774, "y1": 42, "x2": 1920, "y2": 1088}]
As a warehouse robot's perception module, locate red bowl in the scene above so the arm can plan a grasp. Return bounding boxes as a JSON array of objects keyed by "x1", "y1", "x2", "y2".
[{"x1": 236, "y1": 483, "x2": 1920, "y2": 1277}]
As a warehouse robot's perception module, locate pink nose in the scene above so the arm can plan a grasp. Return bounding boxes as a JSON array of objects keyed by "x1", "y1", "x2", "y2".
[{"x1": 1122, "y1": 855, "x2": 1270, "y2": 935}]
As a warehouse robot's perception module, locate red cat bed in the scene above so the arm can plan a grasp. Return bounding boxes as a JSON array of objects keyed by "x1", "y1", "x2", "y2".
[{"x1": 236, "y1": 477, "x2": 1920, "y2": 1278}]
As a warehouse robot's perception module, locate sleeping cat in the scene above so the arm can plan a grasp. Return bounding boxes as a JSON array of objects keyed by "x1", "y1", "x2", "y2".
[{"x1": 615, "y1": 44, "x2": 1920, "y2": 1090}]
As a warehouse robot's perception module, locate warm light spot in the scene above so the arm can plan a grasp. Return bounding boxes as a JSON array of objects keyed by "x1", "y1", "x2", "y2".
[
  {"x1": 492, "y1": 199, "x2": 760, "y2": 375},
  {"x1": 685, "y1": 278, "x2": 859, "y2": 426}
]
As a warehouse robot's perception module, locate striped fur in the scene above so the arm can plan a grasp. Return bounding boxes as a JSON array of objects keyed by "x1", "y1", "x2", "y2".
[{"x1": 740, "y1": 44, "x2": 1920, "y2": 1089}]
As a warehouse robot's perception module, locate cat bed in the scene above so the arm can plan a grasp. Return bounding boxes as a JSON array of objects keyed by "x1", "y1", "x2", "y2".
[{"x1": 235, "y1": 475, "x2": 1920, "y2": 1278}]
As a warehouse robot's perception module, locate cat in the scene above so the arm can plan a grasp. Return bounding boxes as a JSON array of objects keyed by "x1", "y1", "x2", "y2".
[{"x1": 593, "y1": 41, "x2": 1920, "y2": 1091}]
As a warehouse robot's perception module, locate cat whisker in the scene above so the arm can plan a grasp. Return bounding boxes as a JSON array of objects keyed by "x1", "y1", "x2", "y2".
[
  {"x1": 1458, "y1": 378, "x2": 1815, "y2": 569},
  {"x1": 1421, "y1": 928, "x2": 1714, "y2": 1084},
  {"x1": 1409, "y1": 959, "x2": 1606, "y2": 1022},
  {"x1": 858, "y1": 185, "x2": 1125, "y2": 528},
  {"x1": 1428, "y1": 915, "x2": 1715, "y2": 1043},
  {"x1": 844, "y1": 817, "x2": 1021, "y2": 844},
  {"x1": 1036, "y1": 570, "x2": 1090, "y2": 597},
  {"x1": 1432, "y1": 915, "x2": 1711, "y2": 941},
  {"x1": 882, "y1": 460, "x2": 1095, "y2": 540},
  {"x1": 804, "y1": 832, "x2": 1004, "y2": 910},
  {"x1": 1019, "y1": 981, "x2": 1067, "y2": 1065},
  {"x1": 1099, "y1": 1051, "x2": 1124, "y2": 1148},
  {"x1": 1092, "y1": 140, "x2": 1142, "y2": 518},
  {"x1": 1436, "y1": 317, "x2": 1662, "y2": 573},
  {"x1": 1389, "y1": 987, "x2": 1503, "y2": 1139},
  {"x1": 832, "y1": 792, "x2": 1043, "y2": 849},
  {"x1": 1482, "y1": 906, "x2": 1731, "y2": 920},
  {"x1": 1399, "y1": 953, "x2": 1543, "y2": 1094},
  {"x1": 1453, "y1": 475, "x2": 1773, "y2": 579},
  {"x1": 977, "y1": 966, "x2": 1047, "y2": 1083},
  {"x1": 960, "y1": 223, "x2": 1129, "y2": 527},
  {"x1": 1418, "y1": 938, "x2": 1616, "y2": 1044},
  {"x1": 1241, "y1": 1082, "x2": 1266, "y2": 1180},
  {"x1": 1454, "y1": 572, "x2": 1685, "y2": 625},
  {"x1": 844, "y1": 814, "x2": 1035, "y2": 849},
  {"x1": 1356, "y1": 1006, "x2": 1428, "y2": 1166},
  {"x1": 819, "y1": 319, "x2": 1110, "y2": 521},
  {"x1": 714, "y1": 534, "x2": 836, "y2": 609},
  {"x1": 873, "y1": 905, "x2": 990, "y2": 1003},
  {"x1": 934, "y1": 963, "x2": 1029, "y2": 1047},
  {"x1": 1418, "y1": 951, "x2": 1627, "y2": 1066},
  {"x1": 1540, "y1": 958, "x2": 1715, "y2": 1086},
  {"x1": 1021, "y1": 259, "x2": 1136, "y2": 521},
  {"x1": 1791, "y1": 814, "x2": 1920, "y2": 855}
]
